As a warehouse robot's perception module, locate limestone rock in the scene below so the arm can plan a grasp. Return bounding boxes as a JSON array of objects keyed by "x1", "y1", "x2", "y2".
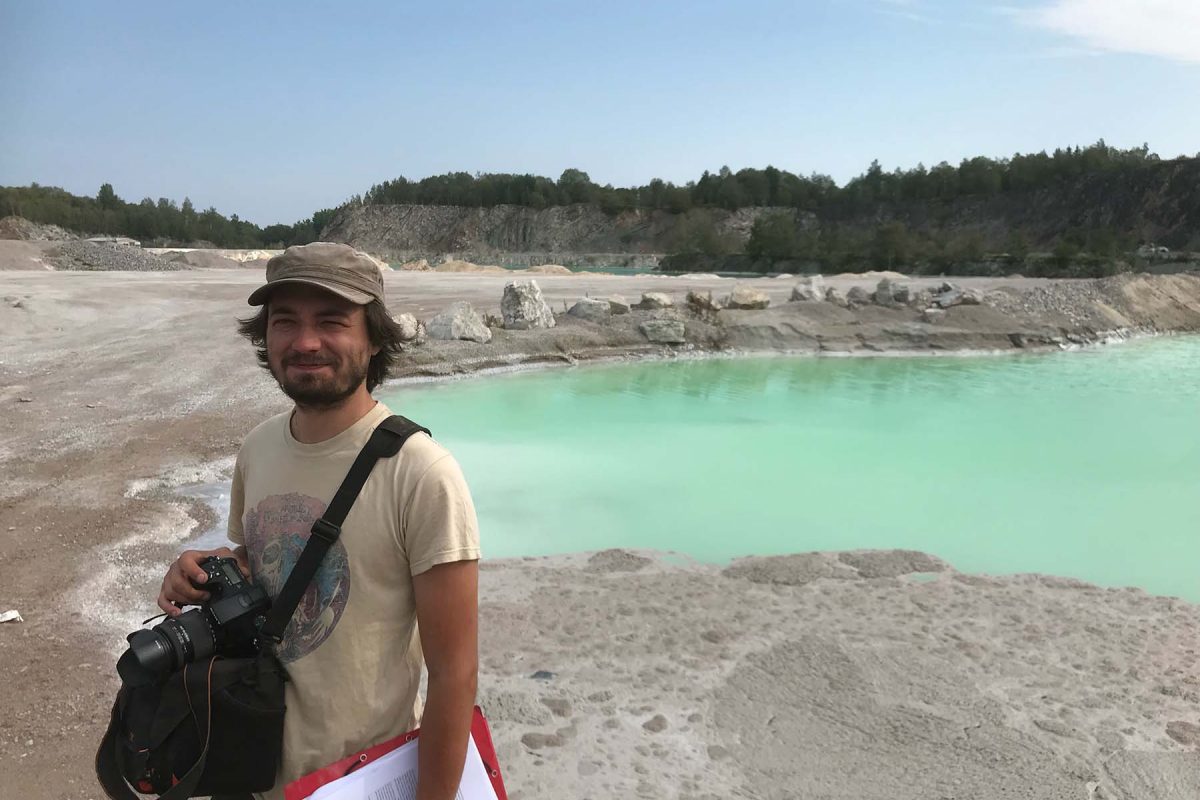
[
  {"x1": 397, "y1": 258, "x2": 431, "y2": 271},
  {"x1": 636, "y1": 292, "x2": 674, "y2": 310},
  {"x1": 605, "y1": 295, "x2": 630, "y2": 315},
  {"x1": 392, "y1": 312, "x2": 424, "y2": 343},
  {"x1": 921, "y1": 308, "x2": 946, "y2": 324},
  {"x1": 726, "y1": 284, "x2": 771, "y2": 310},
  {"x1": 934, "y1": 287, "x2": 984, "y2": 309},
  {"x1": 874, "y1": 279, "x2": 913, "y2": 306},
  {"x1": 846, "y1": 286, "x2": 872, "y2": 306},
  {"x1": 825, "y1": 287, "x2": 848, "y2": 307},
  {"x1": 502, "y1": 280, "x2": 555, "y2": 330},
  {"x1": 567, "y1": 297, "x2": 612, "y2": 324},
  {"x1": 427, "y1": 301, "x2": 492, "y2": 343},
  {"x1": 639, "y1": 318, "x2": 686, "y2": 344},
  {"x1": 874, "y1": 278, "x2": 897, "y2": 305},
  {"x1": 790, "y1": 275, "x2": 826, "y2": 302},
  {"x1": 687, "y1": 290, "x2": 723, "y2": 314}
]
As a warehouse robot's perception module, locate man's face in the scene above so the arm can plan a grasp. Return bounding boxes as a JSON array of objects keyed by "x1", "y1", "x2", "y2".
[{"x1": 264, "y1": 284, "x2": 379, "y2": 409}]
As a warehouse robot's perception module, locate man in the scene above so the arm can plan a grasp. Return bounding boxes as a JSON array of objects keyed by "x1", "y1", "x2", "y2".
[{"x1": 157, "y1": 242, "x2": 479, "y2": 800}]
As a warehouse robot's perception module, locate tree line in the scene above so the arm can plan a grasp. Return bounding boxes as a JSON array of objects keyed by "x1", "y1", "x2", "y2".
[
  {"x1": 361, "y1": 140, "x2": 1162, "y2": 215},
  {"x1": 0, "y1": 140, "x2": 1182, "y2": 255},
  {"x1": 660, "y1": 208, "x2": 1146, "y2": 278},
  {"x1": 0, "y1": 183, "x2": 336, "y2": 249},
  {"x1": 742, "y1": 216, "x2": 1137, "y2": 278}
]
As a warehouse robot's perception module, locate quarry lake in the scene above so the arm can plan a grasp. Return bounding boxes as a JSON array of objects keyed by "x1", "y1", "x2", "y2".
[{"x1": 194, "y1": 337, "x2": 1200, "y2": 602}]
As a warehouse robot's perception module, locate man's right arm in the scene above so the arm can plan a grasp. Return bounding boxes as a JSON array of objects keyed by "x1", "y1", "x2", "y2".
[
  {"x1": 156, "y1": 545, "x2": 251, "y2": 617},
  {"x1": 156, "y1": 454, "x2": 250, "y2": 617}
]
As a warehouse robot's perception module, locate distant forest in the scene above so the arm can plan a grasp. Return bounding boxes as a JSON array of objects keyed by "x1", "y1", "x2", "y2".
[
  {"x1": 361, "y1": 141, "x2": 1164, "y2": 215},
  {"x1": 0, "y1": 141, "x2": 1189, "y2": 277}
]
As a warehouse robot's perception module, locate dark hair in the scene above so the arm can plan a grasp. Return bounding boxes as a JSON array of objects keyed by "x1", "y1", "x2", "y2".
[{"x1": 237, "y1": 299, "x2": 405, "y2": 392}]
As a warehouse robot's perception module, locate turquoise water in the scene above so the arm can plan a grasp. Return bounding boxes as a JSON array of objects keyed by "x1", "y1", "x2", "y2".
[{"x1": 380, "y1": 338, "x2": 1200, "y2": 601}]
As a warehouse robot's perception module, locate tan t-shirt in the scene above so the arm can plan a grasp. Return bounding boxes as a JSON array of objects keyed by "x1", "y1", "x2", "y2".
[{"x1": 227, "y1": 402, "x2": 480, "y2": 798}]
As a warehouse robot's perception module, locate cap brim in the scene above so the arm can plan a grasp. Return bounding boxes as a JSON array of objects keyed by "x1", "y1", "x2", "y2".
[{"x1": 247, "y1": 277, "x2": 375, "y2": 306}]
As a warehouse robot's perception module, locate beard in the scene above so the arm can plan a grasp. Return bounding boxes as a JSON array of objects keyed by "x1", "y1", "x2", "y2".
[{"x1": 269, "y1": 351, "x2": 370, "y2": 410}]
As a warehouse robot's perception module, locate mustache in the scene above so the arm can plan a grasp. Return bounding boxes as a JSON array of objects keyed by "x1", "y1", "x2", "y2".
[{"x1": 284, "y1": 355, "x2": 337, "y2": 367}]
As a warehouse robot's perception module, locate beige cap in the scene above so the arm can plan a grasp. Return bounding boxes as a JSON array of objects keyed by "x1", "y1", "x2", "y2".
[{"x1": 248, "y1": 242, "x2": 385, "y2": 306}]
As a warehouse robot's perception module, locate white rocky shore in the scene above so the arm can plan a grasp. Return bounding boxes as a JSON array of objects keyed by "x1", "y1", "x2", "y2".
[{"x1": 478, "y1": 549, "x2": 1200, "y2": 800}]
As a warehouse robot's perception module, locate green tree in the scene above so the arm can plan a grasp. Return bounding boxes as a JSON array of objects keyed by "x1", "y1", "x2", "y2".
[
  {"x1": 669, "y1": 209, "x2": 732, "y2": 257},
  {"x1": 746, "y1": 213, "x2": 797, "y2": 260},
  {"x1": 557, "y1": 169, "x2": 593, "y2": 204},
  {"x1": 97, "y1": 182, "x2": 119, "y2": 210},
  {"x1": 1051, "y1": 239, "x2": 1081, "y2": 271},
  {"x1": 1005, "y1": 230, "x2": 1030, "y2": 262},
  {"x1": 871, "y1": 222, "x2": 911, "y2": 268}
]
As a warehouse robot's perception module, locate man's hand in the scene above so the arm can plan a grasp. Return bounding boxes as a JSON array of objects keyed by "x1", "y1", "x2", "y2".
[{"x1": 156, "y1": 546, "x2": 251, "y2": 617}]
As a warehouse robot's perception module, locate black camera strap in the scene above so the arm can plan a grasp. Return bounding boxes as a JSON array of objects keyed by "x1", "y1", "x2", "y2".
[{"x1": 259, "y1": 414, "x2": 430, "y2": 645}]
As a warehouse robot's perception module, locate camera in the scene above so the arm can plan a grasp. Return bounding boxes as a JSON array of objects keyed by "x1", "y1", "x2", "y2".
[{"x1": 117, "y1": 556, "x2": 271, "y2": 687}]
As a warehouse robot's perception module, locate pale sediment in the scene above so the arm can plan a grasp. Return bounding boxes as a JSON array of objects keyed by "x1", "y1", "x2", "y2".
[
  {"x1": 478, "y1": 549, "x2": 1200, "y2": 800},
  {"x1": 3, "y1": 264, "x2": 1200, "y2": 799}
]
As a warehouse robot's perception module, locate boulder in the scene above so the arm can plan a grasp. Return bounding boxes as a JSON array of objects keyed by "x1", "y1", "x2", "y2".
[
  {"x1": 639, "y1": 318, "x2": 687, "y2": 344},
  {"x1": 635, "y1": 292, "x2": 674, "y2": 310},
  {"x1": 790, "y1": 275, "x2": 826, "y2": 302},
  {"x1": 397, "y1": 258, "x2": 431, "y2": 271},
  {"x1": 687, "y1": 290, "x2": 723, "y2": 314},
  {"x1": 933, "y1": 287, "x2": 983, "y2": 309},
  {"x1": 725, "y1": 284, "x2": 771, "y2": 310},
  {"x1": 825, "y1": 287, "x2": 848, "y2": 307},
  {"x1": 921, "y1": 308, "x2": 946, "y2": 324},
  {"x1": 501, "y1": 280, "x2": 555, "y2": 330},
  {"x1": 392, "y1": 312, "x2": 423, "y2": 342},
  {"x1": 874, "y1": 278, "x2": 912, "y2": 306},
  {"x1": 427, "y1": 302, "x2": 492, "y2": 343},
  {"x1": 909, "y1": 289, "x2": 933, "y2": 309},
  {"x1": 933, "y1": 291, "x2": 960, "y2": 309},
  {"x1": 846, "y1": 286, "x2": 872, "y2": 306},
  {"x1": 605, "y1": 295, "x2": 630, "y2": 315},
  {"x1": 873, "y1": 278, "x2": 896, "y2": 305},
  {"x1": 567, "y1": 297, "x2": 612, "y2": 324}
]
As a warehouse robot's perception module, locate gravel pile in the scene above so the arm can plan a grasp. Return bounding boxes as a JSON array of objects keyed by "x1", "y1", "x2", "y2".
[
  {"x1": 50, "y1": 241, "x2": 186, "y2": 271},
  {"x1": 987, "y1": 280, "x2": 1109, "y2": 325}
]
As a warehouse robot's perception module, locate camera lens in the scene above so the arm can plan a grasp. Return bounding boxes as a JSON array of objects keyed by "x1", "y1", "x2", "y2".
[{"x1": 116, "y1": 609, "x2": 216, "y2": 687}]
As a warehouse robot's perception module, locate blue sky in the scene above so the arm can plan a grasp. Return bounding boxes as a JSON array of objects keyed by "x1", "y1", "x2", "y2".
[{"x1": 1, "y1": 0, "x2": 1196, "y2": 225}]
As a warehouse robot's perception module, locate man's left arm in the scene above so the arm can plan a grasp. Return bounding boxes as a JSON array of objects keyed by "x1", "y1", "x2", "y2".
[{"x1": 413, "y1": 558, "x2": 479, "y2": 800}]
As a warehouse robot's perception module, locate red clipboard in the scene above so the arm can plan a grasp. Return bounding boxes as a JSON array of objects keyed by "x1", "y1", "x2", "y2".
[{"x1": 284, "y1": 706, "x2": 507, "y2": 800}]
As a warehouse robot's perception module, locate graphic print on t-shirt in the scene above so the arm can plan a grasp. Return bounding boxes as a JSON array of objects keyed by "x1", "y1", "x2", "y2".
[{"x1": 243, "y1": 492, "x2": 351, "y2": 663}]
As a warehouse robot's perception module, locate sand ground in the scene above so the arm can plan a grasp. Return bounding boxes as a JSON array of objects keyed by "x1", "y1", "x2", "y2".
[{"x1": 2, "y1": 262, "x2": 1199, "y2": 799}]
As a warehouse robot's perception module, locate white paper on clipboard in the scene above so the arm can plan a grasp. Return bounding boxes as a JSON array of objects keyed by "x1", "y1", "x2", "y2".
[{"x1": 306, "y1": 733, "x2": 499, "y2": 800}]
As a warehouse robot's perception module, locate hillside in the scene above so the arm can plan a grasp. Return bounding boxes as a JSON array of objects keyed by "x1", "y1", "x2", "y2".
[
  {"x1": 321, "y1": 157, "x2": 1200, "y2": 271},
  {"x1": 318, "y1": 204, "x2": 797, "y2": 266}
]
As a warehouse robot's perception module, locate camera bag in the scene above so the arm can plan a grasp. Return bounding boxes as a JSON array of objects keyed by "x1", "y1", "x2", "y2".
[{"x1": 96, "y1": 415, "x2": 431, "y2": 799}]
